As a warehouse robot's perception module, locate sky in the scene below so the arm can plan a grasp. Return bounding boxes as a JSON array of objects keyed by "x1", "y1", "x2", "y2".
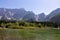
[{"x1": 0, "y1": 0, "x2": 60, "y2": 15}]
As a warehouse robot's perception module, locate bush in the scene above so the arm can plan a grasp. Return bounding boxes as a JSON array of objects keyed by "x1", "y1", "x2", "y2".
[{"x1": 37, "y1": 24, "x2": 41, "y2": 28}]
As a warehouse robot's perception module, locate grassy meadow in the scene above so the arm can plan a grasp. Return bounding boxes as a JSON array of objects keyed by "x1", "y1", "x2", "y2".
[
  {"x1": 0, "y1": 28, "x2": 60, "y2": 40},
  {"x1": 0, "y1": 21, "x2": 60, "y2": 40}
]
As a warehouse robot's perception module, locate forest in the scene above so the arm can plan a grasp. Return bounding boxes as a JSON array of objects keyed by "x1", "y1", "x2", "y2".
[{"x1": 0, "y1": 20, "x2": 60, "y2": 29}]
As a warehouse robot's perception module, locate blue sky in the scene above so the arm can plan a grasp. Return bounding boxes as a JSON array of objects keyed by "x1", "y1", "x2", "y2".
[{"x1": 0, "y1": 0, "x2": 60, "y2": 15}]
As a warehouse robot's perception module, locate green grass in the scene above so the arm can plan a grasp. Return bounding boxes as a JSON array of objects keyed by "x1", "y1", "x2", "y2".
[{"x1": 0, "y1": 28, "x2": 60, "y2": 40}]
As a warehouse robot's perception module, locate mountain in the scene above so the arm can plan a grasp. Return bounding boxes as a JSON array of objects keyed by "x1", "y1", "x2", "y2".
[
  {"x1": 46, "y1": 8, "x2": 60, "y2": 21},
  {"x1": 0, "y1": 8, "x2": 28, "y2": 20},
  {"x1": 0, "y1": 8, "x2": 36, "y2": 21},
  {"x1": 50, "y1": 14, "x2": 60, "y2": 23},
  {"x1": 13, "y1": 8, "x2": 27, "y2": 20},
  {"x1": 0, "y1": 8, "x2": 13, "y2": 20},
  {"x1": 1, "y1": 8, "x2": 60, "y2": 22},
  {"x1": 38, "y1": 13, "x2": 46, "y2": 21},
  {"x1": 22, "y1": 11, "x2": 36, "y2": 22}
]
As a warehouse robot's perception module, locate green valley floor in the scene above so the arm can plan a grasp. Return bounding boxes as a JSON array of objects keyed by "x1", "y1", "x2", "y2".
[{"x1": 0, "y1": 28, "x2": 60, "y2": 40}]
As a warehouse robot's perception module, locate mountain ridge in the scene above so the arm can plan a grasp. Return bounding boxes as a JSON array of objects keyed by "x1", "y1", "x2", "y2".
[{"x1": 0, "y1": 8, "x2": 60, "y2": 22}]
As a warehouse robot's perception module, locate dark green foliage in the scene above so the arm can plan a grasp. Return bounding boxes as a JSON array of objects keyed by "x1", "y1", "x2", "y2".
[
  {"x1": 0, "y1": 20, "x2": 59, "y2": 29},
  {"x1": 37, "y1": 24, "x2": 41, "y2": 28},
  {"x1": 19, "y1": 21, "x2": 26, "y2": 26}
]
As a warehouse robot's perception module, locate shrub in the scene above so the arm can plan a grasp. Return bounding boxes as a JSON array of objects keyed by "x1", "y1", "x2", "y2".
[{"x1": 37, "y1": 24, "x2": 41, "y2": 28}]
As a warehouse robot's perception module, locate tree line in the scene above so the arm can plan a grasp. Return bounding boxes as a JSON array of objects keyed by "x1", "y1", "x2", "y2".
[{"x1": 0, "y1": 20, "x2": 60, "y2": 29}]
